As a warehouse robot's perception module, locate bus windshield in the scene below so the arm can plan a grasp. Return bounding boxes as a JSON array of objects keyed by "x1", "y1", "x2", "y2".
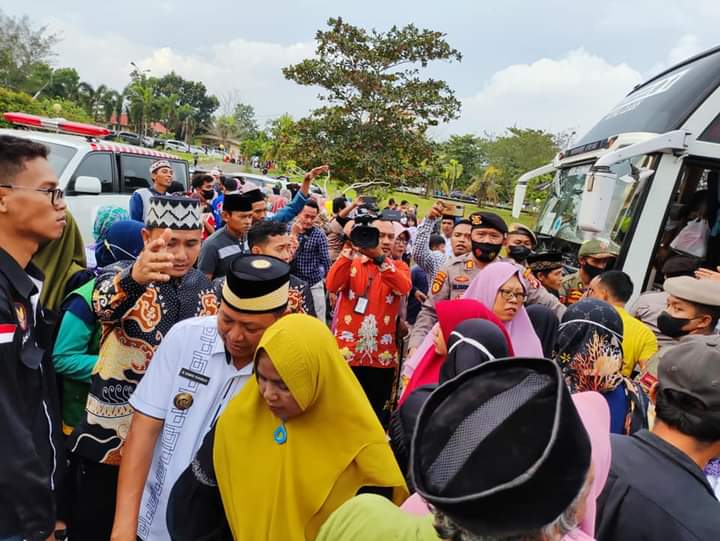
[
  {"x1": 536, "y1": 154, "x2": 657, "y2": 247},
  {"x1": 576, "y1": 48, "x2": 720, "y2": 146}
]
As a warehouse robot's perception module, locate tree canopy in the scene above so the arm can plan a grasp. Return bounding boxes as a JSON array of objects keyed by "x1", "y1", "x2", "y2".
[{"x1": 283, "y1": 17, "x2": 462, "y2": 185}]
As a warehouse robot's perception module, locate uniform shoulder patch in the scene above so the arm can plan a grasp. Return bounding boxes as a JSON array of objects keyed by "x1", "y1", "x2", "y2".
[
  {"x1": 523, "y1": 267, "x2": 540, "y2": 289},
  {"x1": 431, "y1": 271, "x2": 448, "y2": 295},
  {"x1": 464, "y1": 259, "x2": 474, "y2": 270}
]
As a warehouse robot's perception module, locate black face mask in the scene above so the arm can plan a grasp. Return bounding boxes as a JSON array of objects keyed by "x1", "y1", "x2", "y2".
[
  {"x1": 582, "y1": 262, "x2": 605, "y2": 280},
  {"x1": 657, "y1": 311, "x2": 694, "y2": 338},
  {"x1": 202, "y1": 189, "x2": 215, "y2": 200},
  {"x1": 508, "y1": 245, "x2": 532, "y2": 262},
  {"x1": 472, "y1": 241, "x2": 503, "y2": 263}
]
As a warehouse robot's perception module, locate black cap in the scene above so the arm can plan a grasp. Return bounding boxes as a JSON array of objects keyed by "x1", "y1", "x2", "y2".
[
  {"x1": 222, "y1": 255, "x2": 290, "y2": 313},
  {"x1": 223, "y1": 192, "x2": 253, "y2": 212},
  {"x1": 527, "y1": 251, "x2": 564, "y2": 273},
  {"x1": 241, "y1": 186, "x2": 266, "y2": 204},
  {"x1": 411, "y1": 357, "x2": 591, "y2": 536},
  {"x1": 468, "y1": 212, "x2": 508, "y2": 234}
]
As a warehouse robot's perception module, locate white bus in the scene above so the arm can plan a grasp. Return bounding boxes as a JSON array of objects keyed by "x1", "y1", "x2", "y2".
[{"x1": 513, "y1": 45, "x2": 720, "y2": 299}]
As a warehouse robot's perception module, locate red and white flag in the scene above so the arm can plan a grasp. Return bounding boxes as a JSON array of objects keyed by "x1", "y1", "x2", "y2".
[{"x1": 0, "y1": 324, "x2": 17, "y2": 344}]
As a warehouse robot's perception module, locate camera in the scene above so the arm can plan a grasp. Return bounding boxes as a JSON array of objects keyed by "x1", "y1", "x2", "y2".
[{"x1": 350, "y1": 211, "x2": 380, "y2": 249}]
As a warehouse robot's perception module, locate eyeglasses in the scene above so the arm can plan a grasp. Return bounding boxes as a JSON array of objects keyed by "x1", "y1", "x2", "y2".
[
  {"x1": 498, "y1": 288, "x2": 527, "y2": 302},
  {"x1": 0, "y1": 184, "x2": 65, "y2": 206}
]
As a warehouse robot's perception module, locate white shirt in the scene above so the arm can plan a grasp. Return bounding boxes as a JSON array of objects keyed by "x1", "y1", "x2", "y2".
[
  {"x1": 130, "y1": 316, "x2": 253, "y2": 541},
  {"x1": 442, "y1": 234, "x2": 454, "y2": 258}
]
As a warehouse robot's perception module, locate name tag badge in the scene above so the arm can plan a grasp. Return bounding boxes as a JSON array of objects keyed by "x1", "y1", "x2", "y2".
[
  {"x1": 354, "y1": 297, "x2": 368, "y2": 315},
  {"x1": 179, "y1": 368, "x2": 211, "y2": 386}
]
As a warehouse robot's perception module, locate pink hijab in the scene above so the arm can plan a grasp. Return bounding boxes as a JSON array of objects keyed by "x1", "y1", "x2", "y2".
[
  {"x1": 402, "y1": 391, "x2": 612, "y2": 541},
  {"x1": 400, "y1": 261, "x2": 542, "y2": 396},
  {"x1": 565, "y1": 391, "x2": 611, "y2": 540},
  {"x1": 463, "y1": 261, "x2": 543, "y2": 357}
]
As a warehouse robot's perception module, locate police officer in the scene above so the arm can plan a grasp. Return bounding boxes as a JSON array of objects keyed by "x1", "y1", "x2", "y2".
[
  {"x1": 0, "y1": 135, "x2": 68, "y2": 541},
  {"x1": 505, "y1": 223, "x2": 537, "y2": 265},
  {"x1": 408, "y1": 211, "x2": 565, "y2": 351},
  {"x1": 560, "y1": 238, "x2": 619, "y2": 305}
]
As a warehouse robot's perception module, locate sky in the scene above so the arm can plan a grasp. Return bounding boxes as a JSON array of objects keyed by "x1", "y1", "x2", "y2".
[{"x1": 7, "y1": 0, "x2": 720, "y2": 141}]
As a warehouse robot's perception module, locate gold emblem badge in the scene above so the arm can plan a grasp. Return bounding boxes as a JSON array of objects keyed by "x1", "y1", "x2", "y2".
[
  {"x1": 470, "y1": 214, "x2": 483, "y2": 226},
  {"x1": 173, "y1": 392, "x2": 194, "y2": 410},
  {"x1": 14, "y1": 303, "x2": 27, "y2": 332}
]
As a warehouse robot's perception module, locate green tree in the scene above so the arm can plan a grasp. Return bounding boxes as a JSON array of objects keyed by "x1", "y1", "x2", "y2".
[
  {"x1": 442, "y1": 158, "x2": 463, "y2": 194},
  {"x1": 481, "y1": 128, "x2": 558, "y2": 203},
  {"x1": 283, "y1": 17, "x2": 462, "y2": 185},
  {"x1": 440, "y1": 134, "x2": 487, "y2": 188},
  {"x1": 266, "y1": 114, "x2": 299, "y2": 171},
  {"x1": 465, "y1": 165, "x2": 500, "y2": 206},
  {"x1": 212, "y1": 115, "x2": 237, "y2": 147},
  {"x1": 233, "y1": 103, "x2": 259, "y2": 140},
  {"x1": 0, "y1": 10, "x2": 58, "y2": 91}
]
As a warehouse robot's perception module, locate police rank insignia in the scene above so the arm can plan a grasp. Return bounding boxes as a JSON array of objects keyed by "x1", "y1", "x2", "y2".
[
  {"x1": 431, "y1": 271, "x2": 448, "y2": 295},
  {"x1": 470, "y1": 215, "x2": 483, "y2": 226},
  {"x1": 14, "y1": 303, "x2": 27, "y2": 332},
  {"x1": 173, "y1": 392, "x2": 194, "y2": 410},
  {"x1": 464, "y1": 259, "x2": 474, "y2": 270}
]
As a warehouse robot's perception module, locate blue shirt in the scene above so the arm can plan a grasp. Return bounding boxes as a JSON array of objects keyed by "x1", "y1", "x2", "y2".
[{"x1": 292, "y1": 226, "x2": 330, "y2": 285}]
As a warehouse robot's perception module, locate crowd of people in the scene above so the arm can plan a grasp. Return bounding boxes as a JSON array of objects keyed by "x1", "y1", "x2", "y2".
[{"x1": 3, "y1": 131, "x2": 720, "y2": 541}]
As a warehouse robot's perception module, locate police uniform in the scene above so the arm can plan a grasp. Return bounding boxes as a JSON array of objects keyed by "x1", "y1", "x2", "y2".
[
  {"x1": 409, "y1": 253, "x2": 566, "y2": 350},
  {"x1": 129, "y1": 255, "x2": 291, "y2": 541},
  {"x1": 0, "y1": 249, "x2": 64, "y2": 541},
  {"x1": 559, "y1": 238, "x2": 619, "y2": 305}
]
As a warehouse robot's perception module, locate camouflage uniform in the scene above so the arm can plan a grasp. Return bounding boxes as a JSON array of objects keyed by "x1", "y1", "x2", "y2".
[
  {"x1": 559, "y1": 271, "x2": 587, "y2": 306},
  {"x1": 408, "y1": 254, "x2": 566, "y2": 350}
]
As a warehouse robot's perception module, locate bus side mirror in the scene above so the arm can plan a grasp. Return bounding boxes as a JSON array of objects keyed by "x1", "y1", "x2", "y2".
[
  {"x1": 577, "y1": 169, "x2": 617, "y2": 233},
  {"x1": 512, "y1": 183, "x2": 528, "y2": 218},
  {"x1": 74, "y1": 176, "x2": 102, "y2": 195}
]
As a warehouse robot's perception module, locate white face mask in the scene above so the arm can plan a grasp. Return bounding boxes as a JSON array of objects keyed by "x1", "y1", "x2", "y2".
[
  {"x1": 447, "y1": 332, "x2": 496, "y2": 360},
  {"x1": 558, "y1": 319, "x2": 623, "y2": 342}
]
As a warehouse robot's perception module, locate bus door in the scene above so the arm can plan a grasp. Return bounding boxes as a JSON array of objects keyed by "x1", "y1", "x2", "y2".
[{"x1": 645, "y1": 156, "x2": 720, "y2": 290}]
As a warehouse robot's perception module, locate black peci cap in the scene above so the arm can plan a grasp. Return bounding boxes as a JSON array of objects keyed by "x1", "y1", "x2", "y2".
[
  {"x1": 527, "y1": 251, "x2": 564, "y2": 273},
  {"x1": 223, "y1": 192, "x2": 253, "y2": 212},
  {"x1": 222, "y1": 255, "x2": 290, "y2": 313},
  {"x1": 411, "y1": 357, "x2": 591, "y2": 536}
]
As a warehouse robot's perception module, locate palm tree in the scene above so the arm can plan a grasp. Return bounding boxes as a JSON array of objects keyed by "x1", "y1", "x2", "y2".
[
  {"x1": 126, "y1": 79, "x2": 156, "y2": 136},
  {"x1": 465, "y1": 165, "x2": 501, "y2": 206},
  {"x1": 100, "y1": 90, "x2": 121, "y2": 125},
  {"x1": 442, "y1": 158, "x2": 463, "y2": 194},
  {"x1": 77, "y1": 83, "x2": 111, "y2": 121}
]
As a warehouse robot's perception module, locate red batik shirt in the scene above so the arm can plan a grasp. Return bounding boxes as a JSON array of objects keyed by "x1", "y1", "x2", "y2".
[{"x1": 327, "y1": 250, "x2": 411, "y2": 369}]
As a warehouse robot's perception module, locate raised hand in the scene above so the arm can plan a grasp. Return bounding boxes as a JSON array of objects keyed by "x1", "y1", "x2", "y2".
[{"x1": 131, "y1": 228, "x2": 175, "y2": 285}]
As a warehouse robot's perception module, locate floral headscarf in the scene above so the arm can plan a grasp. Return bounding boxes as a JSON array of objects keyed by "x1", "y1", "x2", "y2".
[
  {"x1": 556, "y1": 299, "x2": 625, "y2": 393},
  {"x1": 93, "y1": 206, "x2": 130, "y2": 243}
]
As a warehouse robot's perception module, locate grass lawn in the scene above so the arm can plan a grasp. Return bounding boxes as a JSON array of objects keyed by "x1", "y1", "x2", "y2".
[
  {"x1": 181, "y1": 158, "x2": 538, "y2": 228},
  {"x1": 324, "y1": 180, "x2": 537, "y2": 228}
]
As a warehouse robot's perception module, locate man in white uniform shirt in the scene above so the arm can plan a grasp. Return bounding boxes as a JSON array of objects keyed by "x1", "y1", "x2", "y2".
[{"x1": 109, "y1": 255, "x2": 291, "y2": 541}]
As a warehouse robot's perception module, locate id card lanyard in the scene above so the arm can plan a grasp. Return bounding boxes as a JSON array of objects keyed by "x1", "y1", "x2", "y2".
[{"x1": 353, "y1": 265, "x2": 376, "y2": 315}]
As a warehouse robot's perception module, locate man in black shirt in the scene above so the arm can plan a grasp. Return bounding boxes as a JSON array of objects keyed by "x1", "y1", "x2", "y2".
[
  {"x1": 596, "y1": 337, "x2": 720, "y2": 540},
  {"x1": 0, "y1": 135, "x2": 68, "y2": 541}
]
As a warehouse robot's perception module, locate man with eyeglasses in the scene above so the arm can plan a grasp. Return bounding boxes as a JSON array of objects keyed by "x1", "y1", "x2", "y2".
[
  {"x1": 0, "y1": 135, "x2": 68, "y2": 541},
  {"x1": 409, "y1": 211, "x2": 565, "y2": 353}
]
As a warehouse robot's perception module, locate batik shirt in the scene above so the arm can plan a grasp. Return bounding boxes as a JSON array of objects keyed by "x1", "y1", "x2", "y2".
[
  {"x1": 68, "y1": 263, "x2": 217, "y2": 465},
  {"x1": 327, "y1": 250, "x2": 411, "y2": 369}
]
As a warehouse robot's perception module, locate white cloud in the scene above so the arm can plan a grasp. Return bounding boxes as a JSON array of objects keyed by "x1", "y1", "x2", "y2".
[
  {"x1": 42, "y1": 17, "x2": 319, "y2": 124},
  {"x1": 445, "y1": 48, "x2": 642, "y2": 138}
]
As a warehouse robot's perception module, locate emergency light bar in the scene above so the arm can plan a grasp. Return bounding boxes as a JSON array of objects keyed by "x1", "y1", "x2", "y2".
[{"x1": 3, "y1": 112, "x2": 111, "y2": 137}]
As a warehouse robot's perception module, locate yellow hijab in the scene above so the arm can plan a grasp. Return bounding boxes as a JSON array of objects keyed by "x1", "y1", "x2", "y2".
[{"x1": 214, "y1": 314, "x2": 408, "y2": 540}]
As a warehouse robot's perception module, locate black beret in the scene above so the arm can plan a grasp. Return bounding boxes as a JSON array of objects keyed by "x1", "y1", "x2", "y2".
[{"x1": 468, "y1": 212, "x2": 508, "y2": 234}]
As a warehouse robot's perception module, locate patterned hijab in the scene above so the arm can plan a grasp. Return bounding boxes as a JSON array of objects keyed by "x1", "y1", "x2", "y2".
[{"x1": 556, "y1": 299, "x2": 625, "y2": 393}]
